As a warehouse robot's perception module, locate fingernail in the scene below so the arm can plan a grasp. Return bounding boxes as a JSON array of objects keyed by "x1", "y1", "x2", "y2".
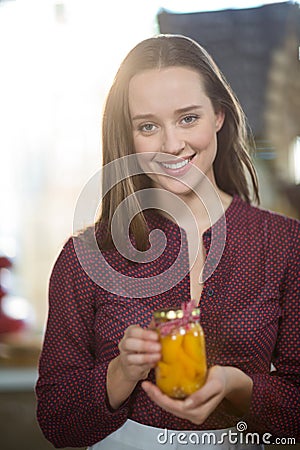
[{"x1": 184, "y1": 398, "x2": 193, "y2": 407}]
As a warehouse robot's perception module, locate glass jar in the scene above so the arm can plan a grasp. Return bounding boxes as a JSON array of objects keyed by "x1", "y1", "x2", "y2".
[{"x1": 153, "y1": 303, "x2": 207, "y2": 399}]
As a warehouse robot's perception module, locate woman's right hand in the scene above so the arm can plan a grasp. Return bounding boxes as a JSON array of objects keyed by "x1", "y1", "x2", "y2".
[
  {"x1": 117, "y1": 324, "x2": 161, "y2": 382},
  {"x1": 107, "y1": 324, "x2": 161, "y2": 409}
]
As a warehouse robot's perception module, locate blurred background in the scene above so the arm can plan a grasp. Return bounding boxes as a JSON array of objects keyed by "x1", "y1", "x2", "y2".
[{"x1": 0, "y1": 1, "x2": 299, "y2": 449}]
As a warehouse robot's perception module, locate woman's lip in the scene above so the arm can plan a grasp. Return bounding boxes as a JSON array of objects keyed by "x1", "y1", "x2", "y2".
[
  {"x1": 157, "y1": 154, "x2": 196, "y2": 164},
  {"x1": 157, "y1": 154, "x2": 196, "y2": 176}
]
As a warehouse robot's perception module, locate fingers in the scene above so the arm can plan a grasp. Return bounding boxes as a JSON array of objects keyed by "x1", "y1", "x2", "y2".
[
  {"x1": 125, "y1": 324, "x2": 159, "y2": 341},
  {"x1": 120, "y1": 336, "x2": 160, "y2": 354},
  {"x1": 142, "y1": 381, "x2": 195, "y2": 422},
  {"x1": 184, "y1": 374, "x2": 224, "y2": 407},
  {"x1": 142, "y1": 380, "x2": 224, "y2": 425},
  {"x1": 119, "y1": 325, "x2": 160, "y2": 354},
  {"x1": 117, "y1": 325, "x2": 161, "y2": 381},
  {"x1": 125, "y1": 351, "x2": 161, "y2": 366},
  {"x1": 142, "y1": 366, "x2": 227, "y2": 425},
  {"x1": 142, "y1": 382, "x2": 182, "y2": 410}
]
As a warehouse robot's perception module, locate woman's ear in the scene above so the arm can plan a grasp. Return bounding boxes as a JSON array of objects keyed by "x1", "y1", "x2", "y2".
[{"x1": 215, "y1": 109, "x2": 225, "y2": 132}]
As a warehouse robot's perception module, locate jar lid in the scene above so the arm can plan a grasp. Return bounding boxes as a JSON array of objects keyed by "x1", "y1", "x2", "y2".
[{"x1": 153, "y1": 306, "x2": 200, "y2": 321}]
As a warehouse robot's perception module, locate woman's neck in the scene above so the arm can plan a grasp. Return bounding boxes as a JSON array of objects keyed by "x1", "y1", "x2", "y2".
[{"x1": 154, "y1": 184, "x2": 232, "y2": 236}]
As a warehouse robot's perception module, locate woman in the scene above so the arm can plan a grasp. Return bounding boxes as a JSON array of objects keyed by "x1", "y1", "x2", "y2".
[{"x1": 36, "y1": 35, "x2": 300, "y2": 449}]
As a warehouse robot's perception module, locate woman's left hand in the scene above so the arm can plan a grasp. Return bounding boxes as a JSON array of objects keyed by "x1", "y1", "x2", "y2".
[{"x1": 142, "y1": 365, "x2": 252, "y2": 425}]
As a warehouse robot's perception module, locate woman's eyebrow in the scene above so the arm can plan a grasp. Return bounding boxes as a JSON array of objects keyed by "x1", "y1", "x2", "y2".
[
  {"x1": 132, "y1": 113, "x2": 156, "y2": 121},
  {"x1": 174, "y1": 105, "x2": 203, "y2": 114},
  {"x1": 131, "y1": 105, "x2": 203, "y2": 122}
]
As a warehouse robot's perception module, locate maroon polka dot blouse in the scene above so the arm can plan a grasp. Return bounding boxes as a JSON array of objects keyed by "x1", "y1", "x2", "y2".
[{"x1": 36, "y1": 195, "x2": 300, "y2": 447}]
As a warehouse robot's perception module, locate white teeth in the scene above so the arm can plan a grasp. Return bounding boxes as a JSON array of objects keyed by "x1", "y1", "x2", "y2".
[
  {"x1": 161, "y1": 158, "x2": 191, "y2": 170},
  {"x1": 161, "y1": 160, "x2": 188, "y2": 169}
]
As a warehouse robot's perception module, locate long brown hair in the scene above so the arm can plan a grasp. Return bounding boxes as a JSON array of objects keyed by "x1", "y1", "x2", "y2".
[{"x1": 98, "y1": 34, "x2": 259, "y2": 250}]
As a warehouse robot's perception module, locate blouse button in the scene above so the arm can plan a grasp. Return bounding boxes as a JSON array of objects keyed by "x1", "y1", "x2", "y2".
[{"x1": 207, "y1": 288, "x2": 214, "y2": 297}]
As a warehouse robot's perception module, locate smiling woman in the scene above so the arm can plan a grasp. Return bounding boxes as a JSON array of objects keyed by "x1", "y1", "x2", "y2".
[
  {"x1": 129, "y1": 67, "x2": 225, "y2": 195},
  {"x1": 99, "y1": 35, "x2": 259, "y2": 253},
  {"x1": 36, "y1": 34, "x2": 300, "y2": 450}
]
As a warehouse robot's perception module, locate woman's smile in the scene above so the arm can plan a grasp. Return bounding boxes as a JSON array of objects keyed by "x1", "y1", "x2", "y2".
[
  {"x1": 157, "y1": 153, "x2": 196, "y2": 176},
  {"x1": 129, "y1": 66, "x2": 224, "y2": 197}
]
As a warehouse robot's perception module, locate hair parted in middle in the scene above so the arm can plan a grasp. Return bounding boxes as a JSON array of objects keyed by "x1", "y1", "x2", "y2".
[{"x1": 98, "y1": 34, "x2": 259, "y2": 251}]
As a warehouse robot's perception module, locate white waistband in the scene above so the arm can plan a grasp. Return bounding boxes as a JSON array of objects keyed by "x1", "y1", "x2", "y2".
[{"x1": 88, "y1": 419, "x2": 264, "y2": 450}]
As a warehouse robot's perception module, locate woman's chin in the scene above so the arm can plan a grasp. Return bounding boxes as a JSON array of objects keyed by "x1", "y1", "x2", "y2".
[{"x1": 152, "y1": 177, "x2": 192, "y2": 195}]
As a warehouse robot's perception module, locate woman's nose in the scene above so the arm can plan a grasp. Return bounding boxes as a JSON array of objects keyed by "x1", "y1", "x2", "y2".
[{"x1": 161, "y1": 127, "x2": 185, "y2": 154}]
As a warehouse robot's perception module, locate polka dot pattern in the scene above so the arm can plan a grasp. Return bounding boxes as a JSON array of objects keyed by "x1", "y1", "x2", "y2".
[{"x1": 36, "y1": 195, "x2": 300, "y2": 447}]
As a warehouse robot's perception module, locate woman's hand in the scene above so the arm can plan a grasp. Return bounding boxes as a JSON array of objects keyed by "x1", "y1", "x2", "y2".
[
  {"x1": 142, "y1": 365, "x2": 253, "y2": 424},
  {"x1": 117, "y1": 324, "x2": 161, "y2": 382},
  {"x1": 107, "y1": 324, "x2": 161, "y2": 409}
]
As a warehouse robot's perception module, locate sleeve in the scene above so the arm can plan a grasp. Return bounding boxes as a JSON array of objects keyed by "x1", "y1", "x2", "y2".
[
  {"x1": 244, "y1": 219, "x2": 300, "y2": 440},
  {"x1": 35, "y1": 238, "x2": 133, "y2": 448}
]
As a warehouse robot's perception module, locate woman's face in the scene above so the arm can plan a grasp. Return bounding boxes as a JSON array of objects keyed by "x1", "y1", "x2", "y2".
[{"x1": 128, "y1": 66, "x2": 224, "y2": 196}]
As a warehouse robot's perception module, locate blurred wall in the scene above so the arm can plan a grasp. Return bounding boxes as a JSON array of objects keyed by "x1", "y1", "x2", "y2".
[{"x1": 0, "y1": 0, "x2": 158, "y2": 332}]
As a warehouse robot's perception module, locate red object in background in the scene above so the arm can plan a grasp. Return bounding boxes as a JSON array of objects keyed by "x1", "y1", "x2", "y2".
[{"x1": 0, "y1": 256, "x2": 26, "y2": 336}]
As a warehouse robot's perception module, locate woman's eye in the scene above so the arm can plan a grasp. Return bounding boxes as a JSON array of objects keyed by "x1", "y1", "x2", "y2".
[
  {"x1": 139, "y1": 123, "x2": 157, "y2": 133},
  {"x1": 181, "y1": 115, "x2": 199, "y2": 125}
]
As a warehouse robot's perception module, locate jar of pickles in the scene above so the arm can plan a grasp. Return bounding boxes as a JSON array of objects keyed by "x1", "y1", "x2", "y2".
[{"x1": 153, "y1": 301, "x2": 207, "y2": 399}]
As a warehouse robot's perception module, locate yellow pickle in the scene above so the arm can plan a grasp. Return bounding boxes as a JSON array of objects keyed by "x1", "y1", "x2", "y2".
[{"x1": 153, "y1": 301, "x2": 207, "y2": 399}]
